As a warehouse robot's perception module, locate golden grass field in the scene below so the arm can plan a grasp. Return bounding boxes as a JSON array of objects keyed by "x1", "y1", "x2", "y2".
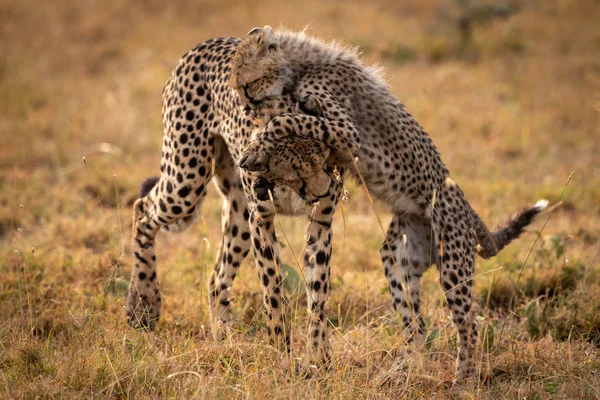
[{"x1": 1, "y1": 0, "x2": 599, "y2": 398}]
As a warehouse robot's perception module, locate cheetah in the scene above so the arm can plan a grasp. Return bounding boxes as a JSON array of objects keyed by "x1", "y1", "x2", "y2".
[
  {"x1": 125, "y1": 32, "x2": 344, "y2": 358},
  {"x1": 232, "y1": 26, "x2": 549, "y2": 382},
  {"x1": 245, "y1": 96, "x2": 334, "y2": 198}
]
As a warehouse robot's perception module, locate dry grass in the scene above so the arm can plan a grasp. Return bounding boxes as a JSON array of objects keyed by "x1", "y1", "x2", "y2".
[{"x1": 1, "y1": 0, "x2": 599, "y2": 398}]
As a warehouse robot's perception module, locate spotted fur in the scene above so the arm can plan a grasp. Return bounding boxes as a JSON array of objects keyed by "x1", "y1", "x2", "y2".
[
  {"x1": 125, "y1": 33, "x2": 344, "y2": 367},
  {"x1": 233, "y1": 26, "x2": 549, "y2": 382}
]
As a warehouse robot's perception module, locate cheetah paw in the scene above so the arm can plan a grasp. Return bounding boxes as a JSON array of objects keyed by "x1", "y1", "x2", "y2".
[{"x1": 125, "y1": 290, "x2": 161, "y2": 330}]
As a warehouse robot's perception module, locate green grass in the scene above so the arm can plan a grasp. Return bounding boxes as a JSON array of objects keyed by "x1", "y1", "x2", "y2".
[{"x1": 1, "y1": 0, "x2": 599, "y2": 398}]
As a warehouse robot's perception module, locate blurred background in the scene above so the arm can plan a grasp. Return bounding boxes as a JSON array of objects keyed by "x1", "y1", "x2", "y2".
[{"x1": 1, "y1": 0, "x2": 599, "y2": 397}]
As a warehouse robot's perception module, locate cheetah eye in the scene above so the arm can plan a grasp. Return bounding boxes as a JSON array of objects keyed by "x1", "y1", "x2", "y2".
[{"x1": 268, "y1": 43, "x2": 278, "y2": 52}]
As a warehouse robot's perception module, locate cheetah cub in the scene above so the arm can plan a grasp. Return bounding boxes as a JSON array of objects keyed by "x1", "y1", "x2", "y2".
[{"x1": 233, "y1": 26, "x2": 548, "y2": 383}]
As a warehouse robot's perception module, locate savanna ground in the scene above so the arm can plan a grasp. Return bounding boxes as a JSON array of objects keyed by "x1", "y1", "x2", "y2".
[{"x1": 1, "y1": 0, "x2": 599, "y2": 398}]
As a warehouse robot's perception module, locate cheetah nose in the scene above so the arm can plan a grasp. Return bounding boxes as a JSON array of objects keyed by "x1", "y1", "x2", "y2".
[{"x1": 238, "y1": 153, "x2": 268, "y2": 173}]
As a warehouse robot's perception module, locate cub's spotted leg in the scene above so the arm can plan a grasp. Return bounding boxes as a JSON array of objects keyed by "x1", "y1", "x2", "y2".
[
  {"x1": 240, "y1": 171, "x2": 289, "y2": 350},
  {"x1": 208, "y1": 140, "x2": 253, "y2": 337},
  {"x1": 380, "y1": 213, "x2": 435, "y2": 372},
  {"x1": 432, "y1": 182, "x2": 478, "y2": 383},
  {"x1": 126, "y1": 97, "x2": 216, "y2": 329},
  {"x1": 302, "y1": 165, "x2": 344, "y2": 368}
]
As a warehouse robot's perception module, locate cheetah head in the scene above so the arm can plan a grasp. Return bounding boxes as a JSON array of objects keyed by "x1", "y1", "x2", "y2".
[
  {"x1": 231, "y1": 26, "x2": 295, "y2": 109},
  {"x1": 241, "y1": 135, "x2": 333, "y2": 201}
]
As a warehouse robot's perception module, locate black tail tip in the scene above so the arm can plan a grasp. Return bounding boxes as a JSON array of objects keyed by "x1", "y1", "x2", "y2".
[{"x1": 139, "y1": 176, "x2": 160, "y2": 198}]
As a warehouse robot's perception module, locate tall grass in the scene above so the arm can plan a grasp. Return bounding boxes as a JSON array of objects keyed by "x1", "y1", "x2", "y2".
[{"x1": 1, "y1": 0, "x2": 599, "y2": 398}]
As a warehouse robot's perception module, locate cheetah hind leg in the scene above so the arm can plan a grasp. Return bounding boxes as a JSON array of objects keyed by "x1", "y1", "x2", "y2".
[
  {"x1": 127, "y1": 143, "x2": 214, "y2": 329},
  {"x1": 377, "y1": 213, "x2": 434, "y2": 386},
  {"x1": 127, "y1": 177, "x2": 211, "y2": 329},
  {"x1": 432, "y1": 185, "x2": 479, "y2": 384},
  {"x1": 126, "y1": 196, "x2": 162, "y2": 330}
]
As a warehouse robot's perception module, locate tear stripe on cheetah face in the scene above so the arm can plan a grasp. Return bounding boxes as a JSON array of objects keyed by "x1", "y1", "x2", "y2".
[{"x1": 233, "y1": 26, "x2": 549, "y2": 381}]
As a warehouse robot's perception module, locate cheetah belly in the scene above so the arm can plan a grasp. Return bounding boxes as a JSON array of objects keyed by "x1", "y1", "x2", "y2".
[
  {"x1": 374, "y1": 184, "x2": 422, "y2": 215},
  {"x1": 353, "y1": 164, "x2": 422, "y2": 215}
]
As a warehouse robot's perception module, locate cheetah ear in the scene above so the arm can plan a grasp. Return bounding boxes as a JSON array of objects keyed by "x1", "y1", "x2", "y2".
[
  {"x1": 246, "y1": 27, "x2": 263, "y2": 38},
  {"x1": 261, "y1": 25, "x2": 279, "y2": 52},
  {"x1": 246, "y1": 26, "x2": 278, "y2": 51},
  {"x1": 262, "y1": 25, "x2": 275, "y2": 39},
  {"x1": 246, "y1": 27, "x2": 266, "y2": 48}
]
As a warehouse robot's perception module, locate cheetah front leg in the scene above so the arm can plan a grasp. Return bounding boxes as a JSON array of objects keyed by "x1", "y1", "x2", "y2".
[
  {"x1": 302, "y1": 165, "x2": 344, "y2": 370},
  {"x1": 240, "y1": 171, "x2": 289, "y2": 351},
  {"x1": 208, "y1": 144, "x2": 253, "y2": 338}
]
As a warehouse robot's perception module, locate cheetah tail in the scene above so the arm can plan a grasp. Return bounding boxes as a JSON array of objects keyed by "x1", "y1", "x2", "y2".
[
  {"x1": 140, "y1": 176, "x2": 160, "y2": 198},
  {"x1": 477, "y1": 199, "x2": 549, "y2": 259}
]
